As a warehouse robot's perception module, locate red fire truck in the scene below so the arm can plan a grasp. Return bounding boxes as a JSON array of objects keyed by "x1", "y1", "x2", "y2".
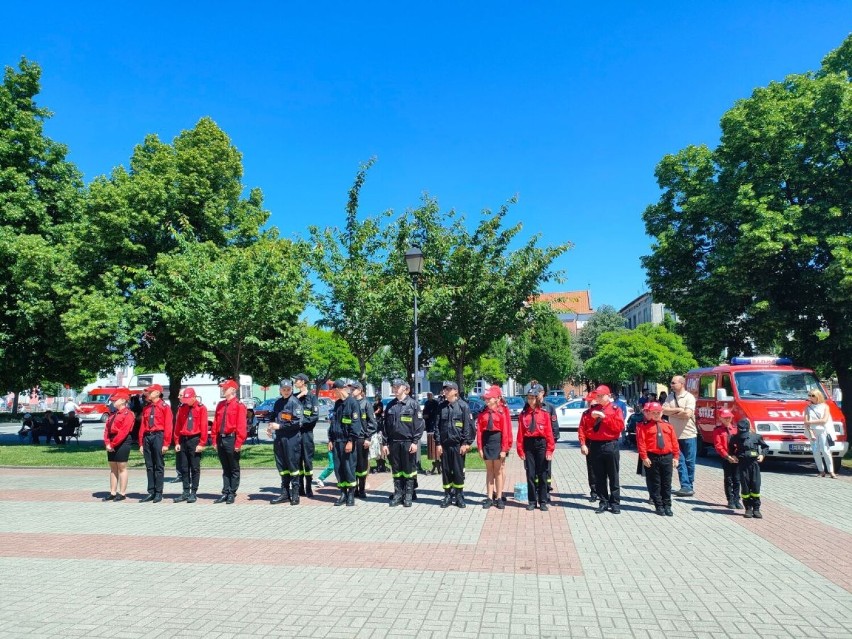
[{"x1": 687, "y1": 356, "x2": 847, "y2": 473}]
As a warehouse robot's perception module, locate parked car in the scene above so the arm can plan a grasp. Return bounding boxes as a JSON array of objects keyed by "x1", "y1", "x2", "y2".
[
  {"x1": 254, "y1": 399, "x2": 276, "y2": 422},
  {"x1": 554, "y1": 398, "x2": 589, "y2": 432},
  {"x1": 545, "y1": 396, "x2": 569, "y2": 409},
  {"x1": 466, "y1": 396, "x2": 485, "y2": 421},
  {"x1": 317, "y1": 397, "x2": 333, "y2": 420},
  {"x1": 505, "y1": 396, "x2": 526, "y2": 419}
]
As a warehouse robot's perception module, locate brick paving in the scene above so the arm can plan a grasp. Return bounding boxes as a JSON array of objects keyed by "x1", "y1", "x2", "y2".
[{"x1": 0, "y1": 437, "x2": 850, "y2": 638}]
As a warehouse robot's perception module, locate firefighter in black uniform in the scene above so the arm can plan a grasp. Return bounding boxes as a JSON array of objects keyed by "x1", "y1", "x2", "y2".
[
  {"x1": 535, "y1": 384, "x2": 560, "y2": 502},
  {"x1": 729, "y1": 419, "x2": 769, "y2": 519},
  {"x1": 348, "y1": 380, "x2": 377, "y2": 499},
  {"x1": 294, "y1": 373, "x2": 319, "y2": 497},
  {"x1": 267, "y1": 380, "x2": 304, "y2": 505},
  {"x1": 435, "y1": 381, "x2": 475, "y2": 508},
  {"x1": 382, "y1": 379, "x2": 424, "y2": 508},
  {"x1": 329, "y1": 379, "x2": 363, "y2": 506}
]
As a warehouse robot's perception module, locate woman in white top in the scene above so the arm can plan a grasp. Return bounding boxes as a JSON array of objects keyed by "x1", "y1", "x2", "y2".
[{"x1": 803, "y1": 389, "x2": 836, "y2": 478}]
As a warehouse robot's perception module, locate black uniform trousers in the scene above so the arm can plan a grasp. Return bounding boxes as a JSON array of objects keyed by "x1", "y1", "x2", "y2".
[
  {"x1": 590, "y1": 439, "x2": 620, "y2": 505},
  {"x1": 586, "y1": 454, "x2": 597, "y2": 496},
  {"x1": 523, "y1": 437, "x2": 548, "y2": 505},
  {"x1": 332, "y1": 440, "x2": 356, "y2": 488},
  {"x1": 142, "y1": 431, "x2": 165, "y2": 495},
  {"x1": 723, "y1": 459, "x2": 740, "y2": 503},
  {"x1": 355, "y1": 438, "x2": 370, "y2": 478},
  {"x1": 644, "y1": 452, "x2": 673, "y2": 508},
  {"x1": 177, "y1": 435, "x2": 201, "y2": 492},
  {"x1": 274, "y1": 432, "x2": 301, "y2": 480},
  {"x1": 217, "y1": 433, "x2": 241, "y2": 496},
  {"x1": 300, "y1": 431, "x2": 315, "y2": 479},
  {"x1": 440, "y1": 443, "x2": 465, "y2": 491},
  {"x1": 388, "y1": 440, "x2": 417, "y2": 479},
  {"x1": 738, "y1": 459, "x2": 761, "y2": 509}
]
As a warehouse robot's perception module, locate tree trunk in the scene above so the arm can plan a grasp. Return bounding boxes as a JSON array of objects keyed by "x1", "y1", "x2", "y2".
[
  {"x1": 165, "y1": 367, "x2": 184, "y2": 418},
  {"x1": 11, "y1": 392, "x2": 19, "y2": 417},
  {"x1": 455, "y1": 345, "x2": 467, "y2": 393}
]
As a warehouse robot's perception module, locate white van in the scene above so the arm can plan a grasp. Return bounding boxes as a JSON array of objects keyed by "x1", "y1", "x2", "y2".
[{"x1": 129, "y1": 373, "x2": 254, "y2": 414}]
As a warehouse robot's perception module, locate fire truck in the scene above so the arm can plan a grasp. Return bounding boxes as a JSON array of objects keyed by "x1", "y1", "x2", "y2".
[{"x1": 687, "y1": 356, "x2": 847, "y2": 473}]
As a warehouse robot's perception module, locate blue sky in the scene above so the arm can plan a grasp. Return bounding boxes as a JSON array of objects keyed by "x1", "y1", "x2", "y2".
[{"x1": 3, "y1": 3, "x2": 849, "y2": 311}]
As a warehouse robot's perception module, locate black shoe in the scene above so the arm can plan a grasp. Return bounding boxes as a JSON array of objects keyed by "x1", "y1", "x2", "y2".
[
  {"x1": 270, "y1": 493, "x2": 289, "y2": 504},
  {"x1": 675, "y1": 489, "x2": 694, "y2": 497},
  {"x1": 334, "y1": 491, "x2": 347, "y2": 507},
  {"x1": 305, "y1": 484, "x2": 314, "y2": 497},
  {"x1": 456, "y1": 492, "x2": 466, "y2": 509},
  {"x1": 734, "y1": 500, "x2": 743, "y2": 510},
  {"x1": 114, "y1": 494, "x2": 126, "y2": 502},
  {"x1": 655, "y1": 506, "x2": 665, "y2": 516},
  {"x1": 411, "y1": 490, "x2": 418, "y2": 501},
  {"x1": 726, "y1": 500, "x2": 736, "y2": 509},
  {"x1": 171, "y1": 475, "x2": 183, "y2": 483},
  {"x1": 187, "y1": 493, "x2": 197, "y2": 503},
  {"x1": 664, "y1": 507, "x2": 673, "y2": 517},
  {"x1": 346, "y1": 488, "x2": 355, "y2": 507},
  {"x1": 744, "y1": 506, "x2": 753, "y2": 518},
  {"x1": 495, "y1": 499, "x2": 505, "y2": 510},
  {"x1": 140, "y1": 494, "x2": 155, "y2": 503},
  {"x1": 588, "y1": 493, "x2": 598, "y2": 503},
  {"x1": 389, "y1": 494, "x2": 403, "y2": 507},
  {"x1": 441, "y1": 492, "x2": 453, "y2": 508},
  {"x1": 214, "y1": 495, "x2": 228, "y2": 504},
  {"x1": 610, "y1": 505, "x2": 621, "y2": 515},
  {"x1": 482, "y1": 498, "x2": 492, "y2": 510},
  {"x1": 752, "y1": 509, "x2": 763, "y2": 519},
  {"x1": 102, "y1": 494, "x2": 115, "y2": 502},
  {"x1": 173, "y1": 493, "x2": 189, "y2": 503},
  {"x1": 595, "y1": 502, "x2": 609, "y2": 514},
  {"x1": 526, "y1": 503, "x2": 536, "y2": 511},
  {"x1": 152, "y1": 493, "x2": 162, "y2": 503},
  {"x1": 225, "y1": 494, "x2": 235, "y2": 504},
  {"x1": 539, "y1": 503, "x2": 548, "y2": 512}
]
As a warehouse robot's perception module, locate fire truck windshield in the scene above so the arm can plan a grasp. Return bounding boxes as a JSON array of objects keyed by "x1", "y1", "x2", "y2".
[{"x1": 733, "y1": 371, "x2": 824, "y2": 400}]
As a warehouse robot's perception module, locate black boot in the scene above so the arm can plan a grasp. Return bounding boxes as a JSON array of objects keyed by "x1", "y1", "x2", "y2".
[
  {"x1": 403, "y1": 479, "x2": 414, "y2": 507},
  {"x1": 173, "y1": 491, "x2": 189, "y2": 503},
  {"x1": 346, "y1": 487, "x2": 355, "y2": 507},
  {"x1": 734, "y1": 498, "x2": 743, "y2": 509},
  {"x1": 305, "y1": 477, "x2": 313, "y2": 497},
  {"x1": 389, "y1": 479, "x2": 403, "y2": 507},
  {"x1": 290, "y1": 479, "x2": 300, "y2": 505},
  {"x1": 357, "y1": 476, "x2": 367, "y2": 499},
  {"x1": 440, "y1": 490, "x2": 453, "y2": 508},
  {"x1": 271, "y1": 481, "x2": 290, "y2": 504},
  {"x1": 298, "y1": 476, "x2": 306, "y2": 497},
  {"x1": 187, "y1": 492, "x2": 197, "y2": 503},
  {"x1": 334, "y1": 489, "x2": 347, "y2": 506},
  {"x1": 455, "y1": 490, "x2": 466, "y2": 509}
]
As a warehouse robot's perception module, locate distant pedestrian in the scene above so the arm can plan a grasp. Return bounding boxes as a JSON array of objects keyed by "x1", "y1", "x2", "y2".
[
  {"x1": 61, "y1": 410, "x2": 80, "y2": 444},
  {"x1": 62, "y1": 397, "x2": 80, "y2": 416},
  {"x1": 423, "y1": 392, "x2": 441, "y2": 475},
  {"x1": 662, "y1": 376, "x2": 697, "y2": 497},
  {"x1": 729, "y1": 419, "x2": 769, "y2": 519},
  {"x1": 577, "y1": 392, "x2": 600, "y2": 502},
  {"x1": 579, "y1": 385, "x2": 624, "y2": 514},
  {"x1": 268, "y1": 379, "x2": 304, "y2": 505},
  {"x1": 102, "y1": 389, "x2": 134, "y2": 501},
  {"x1": 536, "y1": 384, "x2": 559, "y2": 501},
  {"x1": 372, "y1": 395, "x2": 389, "y2": 473},
  {"x1": 804, "y1": 389, "x2": 836, "y2": 478},
  {"x1": 517, "y1": 389, "x2": 556, "y2": 511},
  {"x1": 138, "y1": 384, "x2": 173, "y2": 503},
  {"x1": 435, "y1": 382, "x2": 474, "y2": 509},
  {"x1": 212, "y1": 380, "x2": 247, "y2": 504},
  {"x1": 636, "y1": 402, "x2": 679, "y2": 516},
  {"x1": 712, "y1": 408, "x2": 742, "y2": 509},
  {"x1": 42, "y1": 410, "x2": 59, "y2": 445},
  {"x1": 477, "y1": 385, "x2": 512, "y2": 510},
  {"x1": 172, "y1": 388, "x2": 208, "y2": 503}
]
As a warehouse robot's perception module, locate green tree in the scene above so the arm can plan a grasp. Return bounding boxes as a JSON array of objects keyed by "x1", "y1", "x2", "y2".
[
  {"x1": 506, "y1": 303, "x2": 574, "y2": 389},
  {"x1": 584, "y1": 324, "x2": 697, "y2": 392},
  {"x1": 572, "y1": 305, "x2": 626, "y2": 381},
  {"x1": 0, "y1": 58, "x2": 87, "y2": 409},
  {"x1": 642, "y1": 34, "x2": 852, "y2": 422},
  {"x1": 365, "y1": 346, "x2": 406, "y2": 395},
  {"x1": 305, "y1": 326, "x2": 359, "y2": 383}
]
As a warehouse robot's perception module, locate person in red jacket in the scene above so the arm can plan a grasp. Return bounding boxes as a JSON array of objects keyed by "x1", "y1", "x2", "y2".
[
  {"x1": 102, "y1": 388, "x2": 135, "y2": 502},
  {"x1": 713, "y1": 408, "x2": 742, "y2": 510},
  {"x1": 477, "y1": 385, "x2": 513, "y2": 510},
  {"x1": 578, "y1": 385, "x2": 624, "y2": 514},
  {"x1": 138, "y1": 384, "x2": 174, "y2": 503},
  {"x1": 577, "y1": 392, "x2": 600, "y2": 502},
  {"x1": 636, "y1": 402, "x2": 680, "y2": 516},
  {"x1": 172, "y1": 387, "x2": 209, "y2": 504},
  {"x1": 517, "y1": 389, "x2": 556, "y2": 511},
  {"x1": 212, "y1": 380, "x2": 247, "y2": 504}
]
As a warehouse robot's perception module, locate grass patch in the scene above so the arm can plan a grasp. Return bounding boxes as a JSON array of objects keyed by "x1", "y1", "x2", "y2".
[{"x1": 0, "y1": 442, "x2": 487, "y2": 470}]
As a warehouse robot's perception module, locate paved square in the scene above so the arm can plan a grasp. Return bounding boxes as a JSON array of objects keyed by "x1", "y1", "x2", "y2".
[{"x1": 1, "y1": 439, "x2": 850, "y2": 638}]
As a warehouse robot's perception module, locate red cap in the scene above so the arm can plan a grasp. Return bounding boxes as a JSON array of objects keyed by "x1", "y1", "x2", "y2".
[
  {"x1": 593, "y1": 385, "x2": 611, "y2": 396},
  {"x1": 643, "y1": 401, "x2": 663, "y2": 412},
  {"x1": 219, "y1": 379, "x2": 238, "y2": 391},
  {"x1": 483, "y1": 386, "x2": 503, "y2": 400},
  {"x1": 109, "y1": 389, "x2": 130, "y2": 402},
  {"x1": 718, "y1": 408, "x2": 734, "y2": 418},
  {"x1": 583, "y1": 393, "x2": 597, "y2": 403},
  {"x1": 144, "y1": 384, "x2": 163, "y2": 393},
  {"x1": 180, "y1": 388, "x2": 196, "y2": 400}
]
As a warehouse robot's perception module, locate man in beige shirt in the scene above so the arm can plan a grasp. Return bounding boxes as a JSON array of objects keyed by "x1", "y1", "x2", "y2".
[{"x1": 662, "y1": 375, "x2": 697, "y2": 497}]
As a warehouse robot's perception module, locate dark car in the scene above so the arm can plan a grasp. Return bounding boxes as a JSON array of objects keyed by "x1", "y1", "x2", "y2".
[
  {"x1": 254, "y1": 399, "x2": 276, "y2": 422},
  {"x1": 466, "y1": 396, "x2": 485, "y2": 421},
  {"x1": 505, "y1": 396, "x2": 526, "y2": 419}
]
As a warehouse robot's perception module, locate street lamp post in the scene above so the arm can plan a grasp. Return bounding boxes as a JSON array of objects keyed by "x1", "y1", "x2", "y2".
[{"x1": 405, "y1": 246, "x2": 424, "y2": 398}]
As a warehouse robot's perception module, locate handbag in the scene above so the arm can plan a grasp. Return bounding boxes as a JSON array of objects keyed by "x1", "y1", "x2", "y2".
[{"x1": 826, "y1": 433, "x2": 835, "y2": 447}]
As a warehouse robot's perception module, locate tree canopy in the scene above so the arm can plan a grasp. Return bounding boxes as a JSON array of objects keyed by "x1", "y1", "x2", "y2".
[{"x1": 506, "y1": 303, "x2": 574, "y2": 389}]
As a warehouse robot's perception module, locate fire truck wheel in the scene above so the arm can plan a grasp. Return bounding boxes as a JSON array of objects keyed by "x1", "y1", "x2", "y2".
[{"x1": 833, "y1": 456, "x2": 843, "y2": 475}]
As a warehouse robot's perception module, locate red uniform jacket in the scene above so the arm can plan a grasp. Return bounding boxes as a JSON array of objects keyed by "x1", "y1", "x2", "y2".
[
  {"x1": 636, "y1": 419, "x2": 680, "y2": 460},
  {"x1": 713, "y1": 423, "x2": 737, "y2": 458},
  {"x1": 476, "y1": 405, "x2": 513, "y2": 453},
  {"x1": 578, "y1": 402, "x2": 623, "y2": 445},
  {"x1": 139, "y1": 399, "x2": 174, "y2": 447},
  {"x1": 516, "y1": 406, "x2": 556, "y2": 457},
  {"x1": 174, "y1": 402, "x2": 209, "y2": 446},
  {"x1": 212, "y1": 397, "x2": 247, "y2": 449},
  {"x1": 103, "y1": 408, "x2": 134, "y2": 449}
]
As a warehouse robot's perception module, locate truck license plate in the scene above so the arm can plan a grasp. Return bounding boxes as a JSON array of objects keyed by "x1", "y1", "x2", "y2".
[{"x1": 789, "y1": 444, "x2": 811, "y2": 453}]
